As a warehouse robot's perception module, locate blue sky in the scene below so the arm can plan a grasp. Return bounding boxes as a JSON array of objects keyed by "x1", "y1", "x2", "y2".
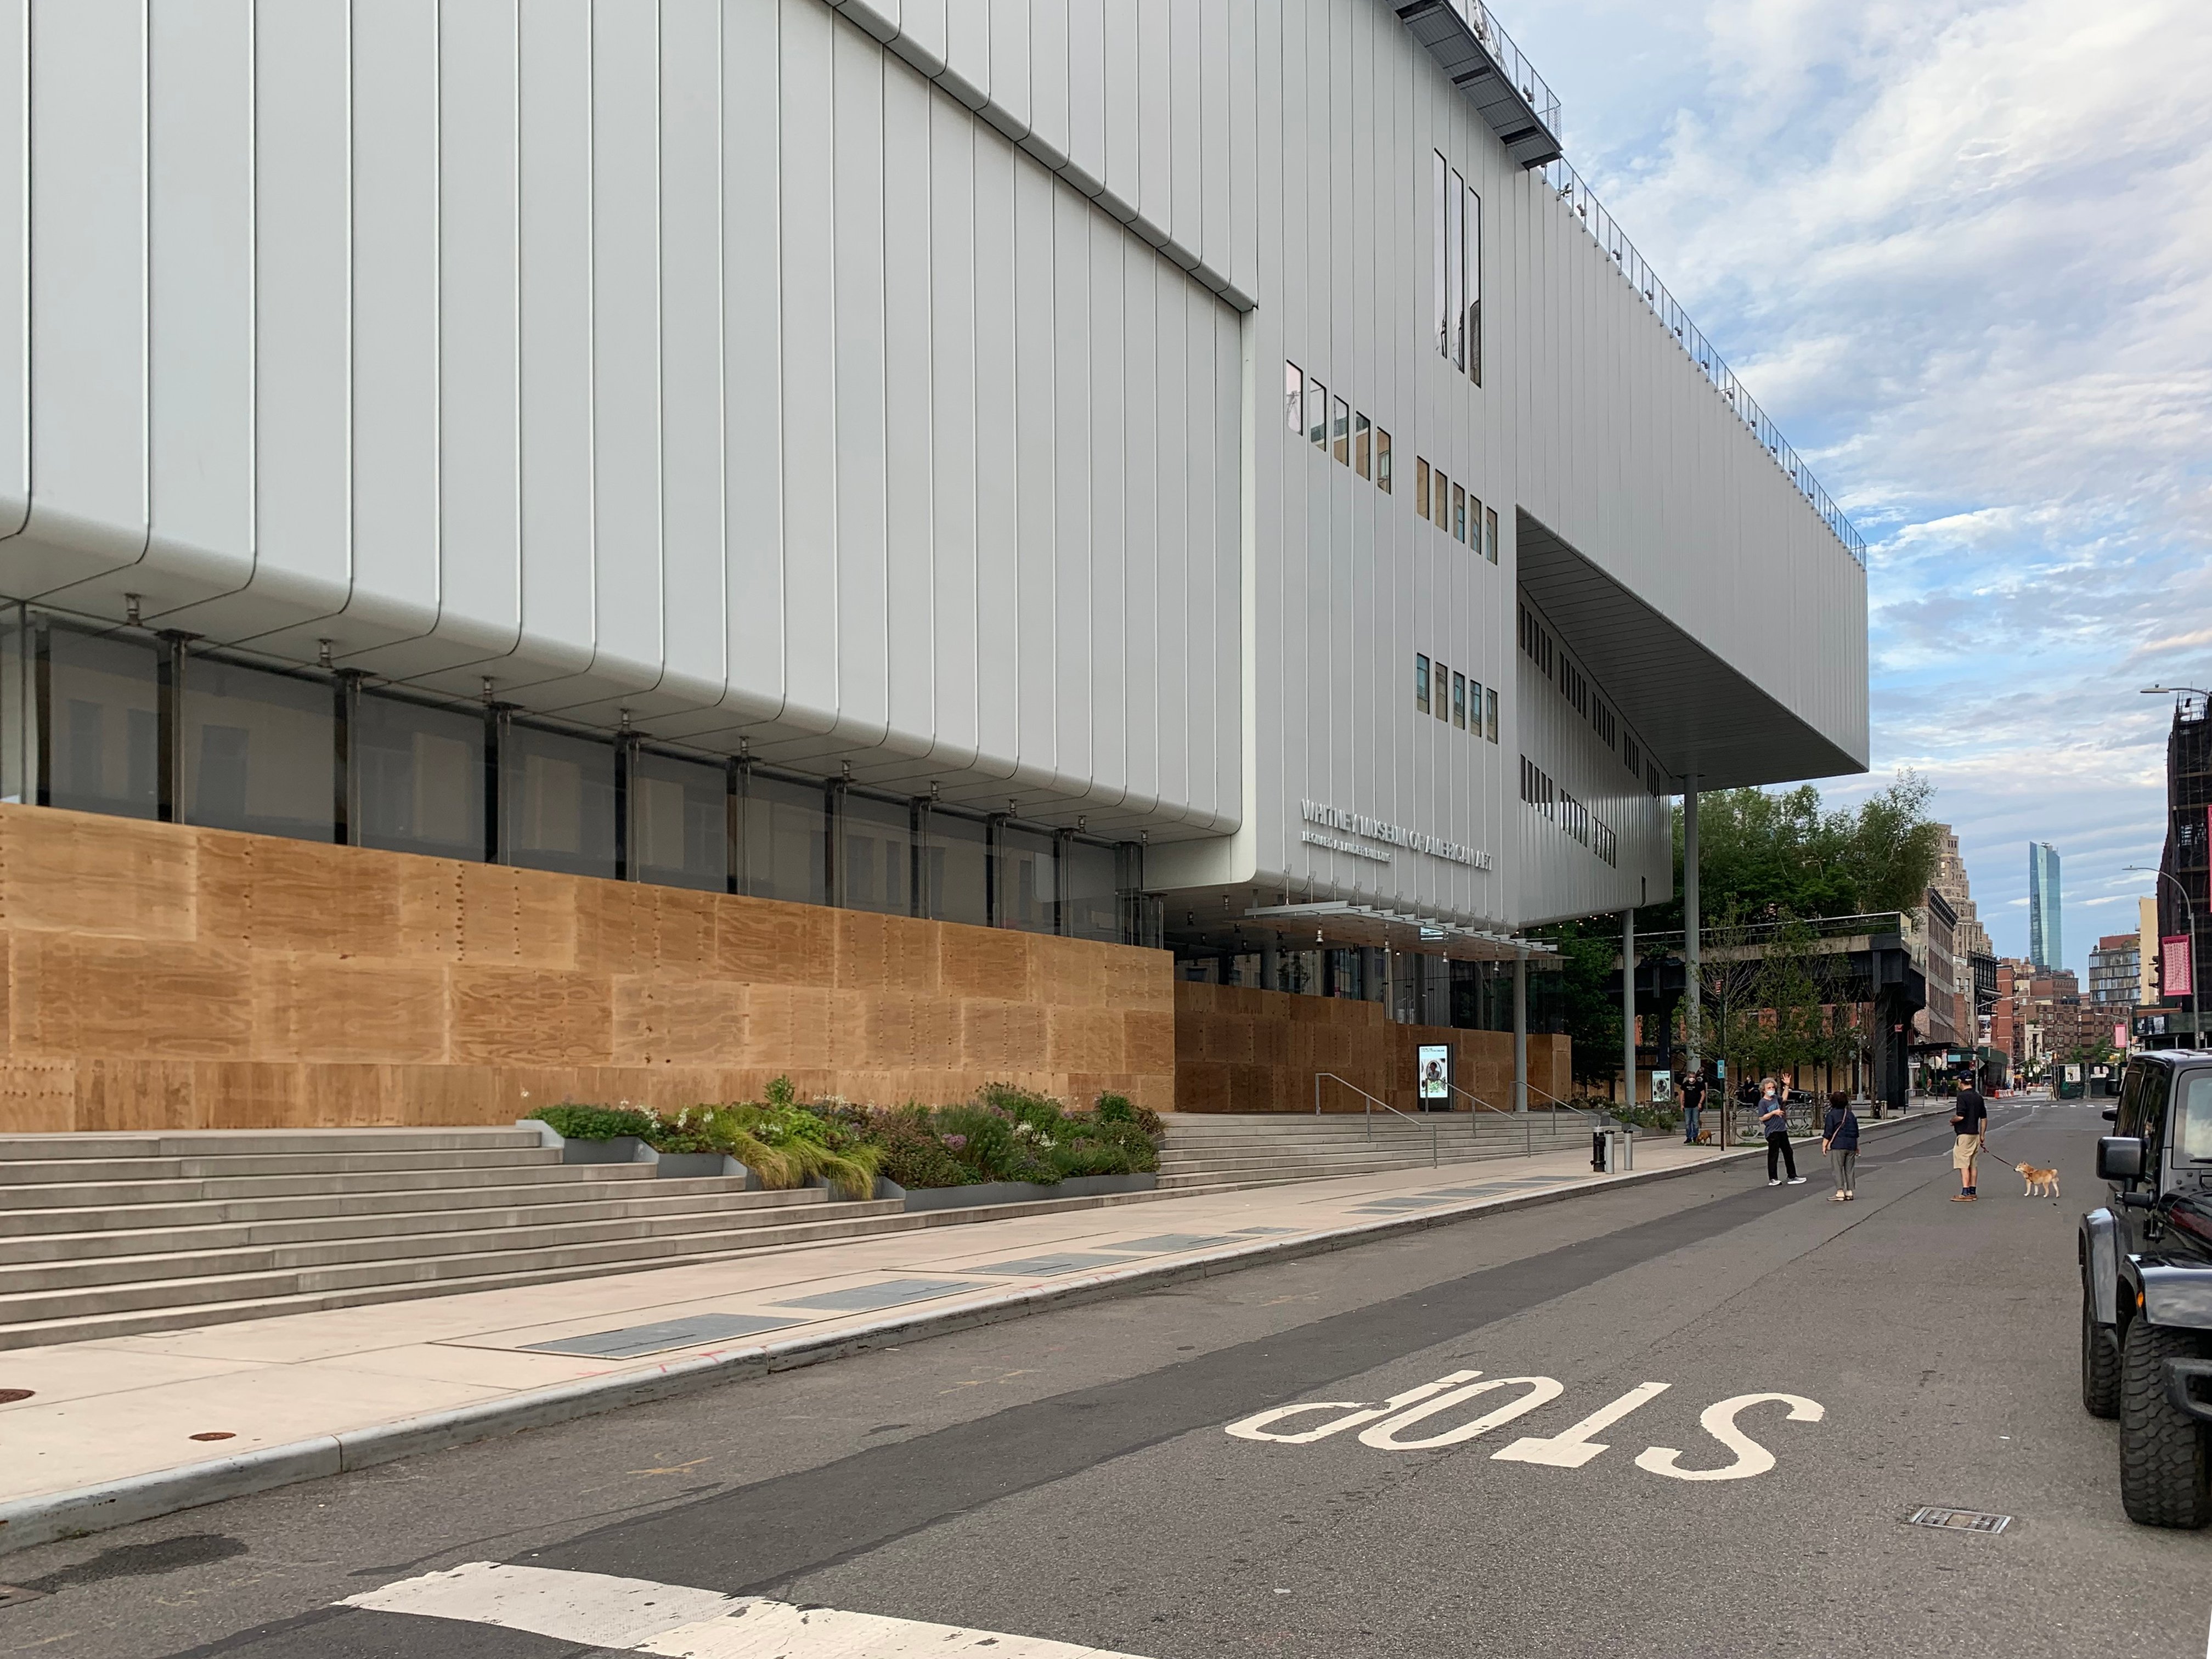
[{"x1": 1504, "y1": 0, "x2": 2212, "y2": 980}]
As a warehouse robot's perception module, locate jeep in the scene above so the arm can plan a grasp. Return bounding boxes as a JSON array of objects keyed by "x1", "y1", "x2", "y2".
[{"x1": 2079, "y1": 1049, "x2": 2212, "y2": 1527}]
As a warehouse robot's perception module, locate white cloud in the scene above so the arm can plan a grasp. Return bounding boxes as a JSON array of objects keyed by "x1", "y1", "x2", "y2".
[{"x1": 1511, "y1": 0, "x2": 2212, "y2": 978}]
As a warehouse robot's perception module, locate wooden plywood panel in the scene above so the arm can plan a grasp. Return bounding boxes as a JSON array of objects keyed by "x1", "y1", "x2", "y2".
[
  {"x1": 456, "y1": 864, "x2": 579, "y2": 966},
  {"x1": 716, "y1": 896, "x2": 834, "y2": 986},
  {"x1": 834, "y1": 909, "x2": 943, "y2": 995},
  {"x1": 960, "y1": 998, "x2": 1047, "y2": 1069},
  {"x1": 395, "y1": 855, "x2": 464, "y2": 960},
  {"x1": 0, "y1": 1058, "x2": 79, "y2": 1133},
  {"x1": 450, "y1": 968, "x2": 613, "y2": 1064},
  {"x1": 939, "y1": 925, "x2": 1029, "y2": 1001},
  {"x1": 10, "y1": 933, "x2": 255, "y2": 1060},
  {"x1": 0, "y1": 804, "x2": 198, "y2": 940},
  {"x1": 611, "y1": 977, "x2": 747, "y2": 1065},
  {"x1": 1045, "y1": 1006, "x2": 1121, "y2": 1072},
  {"x1": 198, "y1": 833, "x2": 405, "y2": 956},
  {"x1": 251, "y1": 955, "x2": 451, "y2": 1064}
]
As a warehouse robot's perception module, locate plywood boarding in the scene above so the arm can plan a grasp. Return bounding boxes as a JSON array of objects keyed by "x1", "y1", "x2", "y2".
[
  {"x1": 1171, "y1": 981, "x2": 1571, "y2": 1115},
  {"x1": 0, "y1": 806, "x2": 1177, "y2": 1132}
]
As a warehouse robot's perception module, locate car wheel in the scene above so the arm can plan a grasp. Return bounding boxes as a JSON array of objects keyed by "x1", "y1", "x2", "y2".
[
  {"x1": 2081, "y1": 1283, "x2": 2121, "y2": 1419},
  {"x1": 2119, "y1": 1318, "x2": 2211, "y2": 1527}
]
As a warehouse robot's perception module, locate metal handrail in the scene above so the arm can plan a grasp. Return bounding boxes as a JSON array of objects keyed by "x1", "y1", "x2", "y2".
[
  {"x1": 1314, "y1": 1073, "x2": 1438, "y2": 1167},
  {"x1": 1453, "y1": 1082, "x2": 1545, "y2": 1156}
]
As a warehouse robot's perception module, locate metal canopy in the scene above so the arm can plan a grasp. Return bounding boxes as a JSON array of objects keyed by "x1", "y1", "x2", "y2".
[
  {"x1": 1394, "y1": 0, "x2": 1564, "y2": 169},
  {"x1": 1242, "y1": 900, "x2": 1558, "y2": 962},
  {"x1": 1516, "y1": 512, "x2": 1865, "y2": 791}
]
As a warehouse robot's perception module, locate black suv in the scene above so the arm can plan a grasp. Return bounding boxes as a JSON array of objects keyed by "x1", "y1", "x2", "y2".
[{"x1": 2079, "y1": 1049, "x2": 2212, "y2": 1526}]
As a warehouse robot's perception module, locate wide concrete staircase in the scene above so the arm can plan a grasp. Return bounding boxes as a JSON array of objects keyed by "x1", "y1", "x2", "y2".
[
  {"x1": 1158, "y1": 1109, "x2": 1598, "y2": 1192},
  {"x1": 0, "y1": 1128, "x2": 909, "y2": 1352}
]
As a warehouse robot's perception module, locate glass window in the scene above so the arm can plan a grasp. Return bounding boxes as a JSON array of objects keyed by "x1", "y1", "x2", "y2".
[
  {"x1": 1486, "y1": 686, "x2": 1498, "y2": 742},
  {"x1": 633, "y1": 749, "x2": 727, "y2": 892},
  {"x1": 1453, "y1": 483, "x2": 1467, "y2": 543},
  {"x1": 842, "y1": 789, "x2": 913, "y2": 915},
  {"x1": 1432, "y1": 470, "x2": 1450, "y2": 531},
  {"x1": 1453, "y1": 672, "x2": 1467, "y2": 729},
  {"x1": 1432, "y1": 663, "x2": 1451, "y2": 723},
  {"x1": 924, "y1": 808, "x2": 989, "y2": 926},
  {"x1": 740, "y1": 770, "x2": 828, "y2": 905},
  {"x1": 997, "y1": 823, "x2": 1058, "y2": 934},
  {"x1": 1331, "y1": 396, "x2": 1350, "y2": 465},
  {"x1": 1432, "y1": 150, "x2": 1450, "y2": 360},
  {"x1": 183, "y1": 654, "x2": 336, "y2": 842},
  {"x1": 40, "y1": 625, "x2": 159, "y2": 819},
  {"x1": 1306, "y1": 377, "x2": 1328, "y2": 447},
  {"x1": 1464, "y1": 183, "x2": 1483, "y2": 385},
  {"x1": 1446, "y1": 164, "x2": 1464, "y2": 369},
  {"x1": 1353, "y1": 413, "x2": 1371, "y2": 479},
  {"x1": 1485, "y1": 504, "x2": 1499, "y2": 563},
  {"x1": 1376, "y1": 429, "x2": 1392, "y2": 493},
  {"x1": 0, "y1": 607, "x2": 25, "y2": 807},
  {"x1": 1064, "y1": 839, "x2": 1120, "y2": 943},
  {"x1": 1415, "y1": 653, "x2": 1430, "y2": 714},
  {"x1": 356, "y1": 692, "x2": 485, "y2": 860},
  {"x1": 1415, "y1": 458, "x2": 1430, "y2": 519},
  {"x1": 1284, "y1": 361, "x2": 1304, "y2": 433},
  {"x1": 2177, "y1": 1071, "x2": 2212, "y2": 1162},
  {"x1": 504, "y1": 723, "x2": 617, "y2": 878}
]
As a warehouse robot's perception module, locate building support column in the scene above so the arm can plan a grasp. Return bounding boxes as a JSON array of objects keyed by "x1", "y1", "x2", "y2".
[
  {"x1": 1622, "y1": 906, "x2": 1637, "y2": 1109},
  {"x1": 1260, "y1": 938, "x2": 1279, "y2": 992},
  {"x1": 1683, "y1": 777, "x2": 1700, "y2": 1070},
  {"x1": 1513, "y1": 951, "x2": 1528, "y2": 1113}
]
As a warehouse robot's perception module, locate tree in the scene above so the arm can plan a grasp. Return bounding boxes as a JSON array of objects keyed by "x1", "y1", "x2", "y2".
[{"x1": 1543, "y1": 916, "x2": 1624, "y2": 1087}]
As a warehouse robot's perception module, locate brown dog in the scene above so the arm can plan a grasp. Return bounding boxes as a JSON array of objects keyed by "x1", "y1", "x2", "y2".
[{"x1": 2018, "y1": 1163, "x2": 2060, "y2": 1198}]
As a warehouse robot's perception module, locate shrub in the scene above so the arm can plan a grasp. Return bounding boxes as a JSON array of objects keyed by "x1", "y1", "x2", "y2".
[
  {"x1": 933, "y1": 1101, "x2": 1058, "y2": 1184},
  {"x1": 526, "y1": 1104, "x2": 654, "y2": 1142},
  {"x1": 1094, "y1": 1092, "x2": 1164, "y2": 1138},
  {"x1": 862, "y1": 1105, "x2": 975, "y2": 1190}
]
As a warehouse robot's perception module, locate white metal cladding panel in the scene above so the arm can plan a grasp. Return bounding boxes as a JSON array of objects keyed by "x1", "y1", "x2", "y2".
[
  {"x1": 0, "y1": 0, "x2": 1243, "y2": 836},
  {"x1": 0, "y1": 1, "x2": 22, "y2": 543}
]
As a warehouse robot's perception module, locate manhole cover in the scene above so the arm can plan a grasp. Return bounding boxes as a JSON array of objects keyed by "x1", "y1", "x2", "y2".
[
  {"x1": 0, "y1": 1584, "x2": 48, "y2": 1608},
  {"x1": 0, "y1": 1390, "x2": 33, "y2": 1405},
  {"x1": 1904, "y1": 1506, "x2": 2011, "y2": 1534}
]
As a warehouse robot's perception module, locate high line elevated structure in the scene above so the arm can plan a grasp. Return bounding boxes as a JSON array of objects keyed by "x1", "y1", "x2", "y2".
[{"x1": 0, "y1": 0, "x2": 1866, "y2": 1132}]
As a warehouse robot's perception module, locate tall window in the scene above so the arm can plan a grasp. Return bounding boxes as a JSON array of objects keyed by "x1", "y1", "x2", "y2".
[
  {"x1": 1432, "y1": 469, "x2": 1450, "y2": 532},
  {"x1": 1415, "y1": 654, "x2": 1431, "y2": 715},
  {"x1": 1433, "y1": 663, "x2": 1451, "y2": 723},
  {"x1": 1486, "y1": 686, "x2": 1499, "y2": 742},
  {"x1": 1434, "y1": 152, "x2": 1483, "y2": 385},
  {"x1": 1331, "y1": 397, "x2": 1350, "y2": 465},
  {"x1": 1452, "y1": 672, "x2": 1468, "y2": 729},
  {"x1": 1285, "y1": 362, "x2": 1304, "y2": 434},
  {"x1": 1452, "y1": 483, "x2": 1467, "y2": 543},
  {"x1": 1415, "y1": 458, "x2": 1430, "y2": 518},
  {"x1": 1376, "y1": 429, "x2": 1392, "y2": 493},
  {"x1": 1306, "y1": 377, "x2": 1329, "y2": 447},
  {"x1": 1484, "y1": 504, "x2": 1499, "y2": 563},
  {"x1": 1354, "y1": 413, "x2": 1372, "y2": 479}
]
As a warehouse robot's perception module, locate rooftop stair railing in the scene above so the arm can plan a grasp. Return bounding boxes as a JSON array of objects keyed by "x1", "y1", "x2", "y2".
[{"x1": 1314, "y1": 1073, "x2": 1438, "y2": 1168}]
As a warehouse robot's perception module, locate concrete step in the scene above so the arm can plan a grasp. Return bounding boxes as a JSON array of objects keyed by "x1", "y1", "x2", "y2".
[
  {"x1": 0, "y1": 1184, "x2": 827, "y2": 1266},
  {"x1": 0, "y1": 1160, "x2": 659, "y2": 1212},
  {"x1": 0, "y1": 1147, "x2": 564, "y2": 1188},
  {"x1": 0, "y1": 1128, "x2": 545, "y2": 1160}
]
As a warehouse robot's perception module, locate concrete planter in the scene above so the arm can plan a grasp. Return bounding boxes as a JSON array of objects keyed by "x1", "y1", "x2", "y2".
[
  {"x1": 644, "y1": 1149, "x2": 751, "y2": 1182},
  {"x1": 878, "y1": 1172, "x2": 1158, "y2": 1212},
  {"x1": 515, "y1": 1122, "x2": 749, "y2": 1182}
]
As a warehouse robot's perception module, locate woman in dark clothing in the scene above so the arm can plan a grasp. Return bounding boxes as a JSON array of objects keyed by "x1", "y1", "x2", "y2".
[{"x1": 1821, "y1": 1089, "x2": 1860, "y2": 1200}]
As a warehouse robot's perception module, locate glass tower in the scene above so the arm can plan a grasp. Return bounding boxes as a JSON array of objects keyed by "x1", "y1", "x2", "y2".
[{"x1": 2028, "y1": 842, "x2": 2063, "y2": 972}]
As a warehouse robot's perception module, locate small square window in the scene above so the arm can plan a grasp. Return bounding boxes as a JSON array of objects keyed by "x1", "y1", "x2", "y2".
[
  {"x1": 1432, "y1": 663, "x2": 1451, "y2": 722},
  {"x1": 1486, "y1": 686, "x2": 1498, "y2": 741},
  {"x1": 1354, "y1": 413, "x2": 1371, "y2": 479},
  {"x1": 1415, "y1": 653, "x2": 1431, "y2": 715},
  {"x1": 1485, "y1": 505, "x2": 1499, "y2": 563},
  {"x1": 1433, "y1": 470, "x2": 1450, "y2": 531},
  {"x1": 1452, "y1": 483, "x2": 1466, "y2": 543},
  {"x1": 1415, "y1": 458, "x2": 1430, "y2": 518},
  {"x1": 1332, "y1": 397, "x2": 1350, "y2": 465},
  {"x1": 1376, "y1": 430, "x2": 1392, "y2": 493},
  {"x1": 1452, "y1": 672, "x2": 1467, "y2": 729},
  {"x1": 1307, "y1": 378, "x2": 1329, "y2": 446},
  {"x1": 1285, "y1": 362, "x2": 1304, "y2": 435}
]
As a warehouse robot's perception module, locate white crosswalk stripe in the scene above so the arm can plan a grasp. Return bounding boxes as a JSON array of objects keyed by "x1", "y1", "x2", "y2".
[{"x1": 341, "y1": 1562, "x2": 1154, "y2": 1658}]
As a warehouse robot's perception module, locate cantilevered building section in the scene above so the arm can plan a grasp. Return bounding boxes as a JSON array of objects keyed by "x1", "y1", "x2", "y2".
[{"x1": 0, "y1": 1, "x2": 1867, "y2": 1125}]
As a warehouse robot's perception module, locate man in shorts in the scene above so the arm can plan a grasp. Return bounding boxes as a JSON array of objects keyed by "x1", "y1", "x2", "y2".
[{"x1": 1950, "y1": 1080, "x2": 1988, "y2": 1201}]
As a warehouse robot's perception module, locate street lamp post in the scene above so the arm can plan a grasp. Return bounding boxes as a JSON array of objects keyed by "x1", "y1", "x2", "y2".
[{"x1": 2126, "y1": 864, "x2": 2201, "y2": 1040}]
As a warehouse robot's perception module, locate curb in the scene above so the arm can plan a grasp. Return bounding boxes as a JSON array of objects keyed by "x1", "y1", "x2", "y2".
[{"x1": 0, "y1": 1111, "x2": 1954, "y2": 1558}]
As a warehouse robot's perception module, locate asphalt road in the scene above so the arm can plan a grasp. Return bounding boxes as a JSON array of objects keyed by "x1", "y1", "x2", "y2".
[{"x1": 4, "y1": 1099, "x2": 2205, "y2": 1659}]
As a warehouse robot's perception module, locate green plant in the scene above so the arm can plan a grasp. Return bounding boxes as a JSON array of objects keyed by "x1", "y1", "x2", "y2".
[
  {"x1": 861, "y1": 1105, "x2": 975, "y2": 1190},
  {"x1": 933, "y1": 1101, "x2": 1057, "y2": 1184},
  {"x1": 1094, "y1": 1092, "x2": 1164, "y2": 1138},
  {"x1": 526, "y1": 1104, "x2": 655, "y2": 1142}
]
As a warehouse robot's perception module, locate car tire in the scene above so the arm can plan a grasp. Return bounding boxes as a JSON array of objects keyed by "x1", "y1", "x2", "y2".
[
  {"x1": 2081, "y1": 1284, "x2": 2121, "y2": 1419},
  {"x1": 2119, "y1": 1318, "x2": 2211, "y2": 1528}
]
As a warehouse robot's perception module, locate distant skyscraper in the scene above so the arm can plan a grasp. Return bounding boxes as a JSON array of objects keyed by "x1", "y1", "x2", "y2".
[{"x1": 2028, "y1": 842, "x2": 2063, "y2": 971}]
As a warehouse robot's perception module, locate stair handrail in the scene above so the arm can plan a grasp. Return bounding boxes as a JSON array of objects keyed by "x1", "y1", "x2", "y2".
[
  {"x1": 1448, "y1": 1082, "x2": 1534, "y2": 1159},
  {"x1": 1521, "y1": 1080, "x2": 1603, "y2": 1130},
  {"x1": 1313, "y1": 1073, "x2": 1438, "y2": 1167}
]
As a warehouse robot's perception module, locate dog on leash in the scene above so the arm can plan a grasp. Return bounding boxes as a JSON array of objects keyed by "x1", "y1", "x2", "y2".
[{"x1": 2018, "y1": 1163, "x2": 2061, "y2": 1198}]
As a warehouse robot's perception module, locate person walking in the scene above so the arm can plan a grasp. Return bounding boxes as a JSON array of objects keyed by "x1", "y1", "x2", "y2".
[
  {"x1": 1759, "y1": 1077, "x2": 1804, "y2": 1186},
  {"x1": 1821, "y1": 1088, "x2": 1860, "y2": 1201},
  {"x1": 1679, "y1": 1066, "x2": 1707, "y2": 1146},
  {"x1": 1950, "y1": 1077, "x2": 1988, "y2": 1201}
]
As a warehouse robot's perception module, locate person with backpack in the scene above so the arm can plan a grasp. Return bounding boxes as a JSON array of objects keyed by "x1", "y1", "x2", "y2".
[
  {"x1": 1950, "y1": 1079, "x2": 1988, "y2": 1201},
  {"x1": 1759, "y1": 1077, "x2": 1804, "y2": 1187},
  {"x1": 1820, "y1": 1089, "x2": 1860, "y2": 1201}
]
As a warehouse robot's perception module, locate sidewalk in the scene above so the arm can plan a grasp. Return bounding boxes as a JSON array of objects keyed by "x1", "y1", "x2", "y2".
[{"x1": 0, "y1": 1104, "x2": 1951, "y2": 1556}]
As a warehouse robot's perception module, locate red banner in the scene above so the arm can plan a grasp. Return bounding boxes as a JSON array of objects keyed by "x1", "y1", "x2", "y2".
[{"x1": 2164, "y1": 934, "x2": 2195, "y2": 999}]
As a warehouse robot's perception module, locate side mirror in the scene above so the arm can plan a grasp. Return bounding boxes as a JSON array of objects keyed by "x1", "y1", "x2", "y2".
[
  {"x1": 2102, "y1": 1108, "x2": 2117, "y2": 1122},
  {"x1": 2097, "y1": 1137, "x2": 2145, "y2": 1182}
]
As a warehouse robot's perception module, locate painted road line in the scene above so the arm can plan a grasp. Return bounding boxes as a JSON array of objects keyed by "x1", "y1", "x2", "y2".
[{"x1": 341, "y1": 1561, "x2": 1153, "y2": 1657}]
